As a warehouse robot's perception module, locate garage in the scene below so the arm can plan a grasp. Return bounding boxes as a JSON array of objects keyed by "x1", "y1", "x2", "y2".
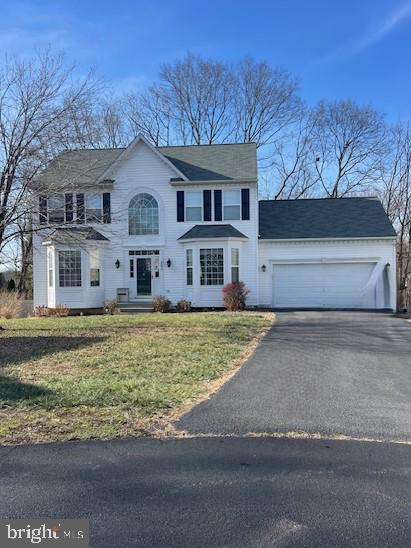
[
  {"x1": 258, "y1": 198, "x2": 397, "y2": 311},
  {"x1": 272, "y1": 262, "x2": 377, "y2": 309}
]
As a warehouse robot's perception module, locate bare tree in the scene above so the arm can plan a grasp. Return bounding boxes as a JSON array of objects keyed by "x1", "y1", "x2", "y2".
[
  {"x1": 232, "y1": 57, "x2": 301, "y2": 147},
  {"x1": 125, "y1": 85, "x2": 173, "y2": 146},
  {"x1": 266, "y1": 110, "x2": 318, "y2": 199},
  {"x1": 159, "y1": 52, "x2": 234, "y2": 145},
  {"x1": 310, "y1": 100, "x2": 385, "y2": 197},
  {"x1": 381, "y1": 123, "x2": 411, "y2": 310},
  {"x1": 0, "y1": 51, "x2": 97, "y2": 256}
]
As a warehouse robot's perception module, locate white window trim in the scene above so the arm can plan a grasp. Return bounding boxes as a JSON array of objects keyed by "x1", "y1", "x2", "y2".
[
  {"x1": 231, "y1": 248, "x2": 240, "y2": 283},
  {"x1": 185, "y1": 191, "x2": 203, "y2": 222},
  {"x1": 186, "y1": 249, "x2": 193, "y2": 286},
  {"x1": 199, "y1": 247, "x2": 224, "y2": 286},
  {"x1": 222, "y1": 189, "x2": 241, "y2": 221},
  {"x1": 86, "y1": 193, "x2": 103, "y2": 224}
]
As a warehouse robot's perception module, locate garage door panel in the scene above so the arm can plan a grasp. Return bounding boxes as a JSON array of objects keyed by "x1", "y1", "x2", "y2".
[{"x1": 273, "y1": 262, "x2": 376, "y2": 309}]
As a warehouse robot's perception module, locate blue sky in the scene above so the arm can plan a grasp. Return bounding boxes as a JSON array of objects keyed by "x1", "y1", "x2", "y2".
[{"x1": 1, "y1": 0, "x2": 411, "y2": 120}]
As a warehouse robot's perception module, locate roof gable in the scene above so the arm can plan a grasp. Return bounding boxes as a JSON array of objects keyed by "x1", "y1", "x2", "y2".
[{"x1": 259, "y1": 197, "x2": 396, "y2": 240}]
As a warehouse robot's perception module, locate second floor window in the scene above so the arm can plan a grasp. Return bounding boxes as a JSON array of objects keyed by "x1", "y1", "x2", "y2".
[
  {"x1": 223, "y1": 190, "x2": 241, "y2": 220},
  {"x1": 129, "y1": 193, "x2": 159, "y2": 235},
  {"x1": 185, "y1": 191, "x2": 202, "y2": 221},
  {"x1": 86, "y1": 194, "x2": 102, "y2": 223},
  {"x1": 48, "y1": 195, "x2": 65, "y2": 224}
]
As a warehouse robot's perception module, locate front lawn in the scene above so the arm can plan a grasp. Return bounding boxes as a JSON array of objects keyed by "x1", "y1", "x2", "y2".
[{"x1": 0, "y1": 312, "x2": 272, "y2": 444}]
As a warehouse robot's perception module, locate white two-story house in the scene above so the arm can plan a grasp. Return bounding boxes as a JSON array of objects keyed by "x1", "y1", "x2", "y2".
[{"x1": 33, "y1": 135, "x2": 397, "y2": 311}]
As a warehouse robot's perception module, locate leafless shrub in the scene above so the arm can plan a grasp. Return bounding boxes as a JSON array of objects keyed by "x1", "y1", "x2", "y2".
[
  {"x1": 104, "y1": 299, "x2": 118, "y2": 315},
  {"x1": 152, "y1": 295, "x2": 171, "y2": 313},
  {"x1": 0, "y1": 291, "x2": 24, "y2": 319},
  {"x1": 176, "y1": 299, "x2": 192, "y2": 313}
]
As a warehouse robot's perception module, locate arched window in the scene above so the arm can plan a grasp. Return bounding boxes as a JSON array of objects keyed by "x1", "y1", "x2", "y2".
[{"x1": 129, "y1": 193, "x2": 159, "y2": 235}]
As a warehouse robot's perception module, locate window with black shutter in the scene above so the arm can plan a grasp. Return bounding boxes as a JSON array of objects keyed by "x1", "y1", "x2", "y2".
[
  {"x1": 76, "y1": 193, "x2": 85, "y2": 224},
  {"x1": 39, "y1": 196, "x2": 47, "y2": 224},
  {"x1": 241, "y1": 188, "x2": 250, "y2": 220},
  {"x1": 214, "y1": 190, "x2": 222, "y2": 221},
  {"x1": 65, "y1": 194, "x2": 74, "y2": 223},
  {"x1": 177, "y1": 191, "x2": 185, "y2": 222},
  {"x1": 103, "y1": 192, "x2": 111, "y2": 223},
  {"x1": 203, "y1": 190, "x2": 212, "y2": 221}
]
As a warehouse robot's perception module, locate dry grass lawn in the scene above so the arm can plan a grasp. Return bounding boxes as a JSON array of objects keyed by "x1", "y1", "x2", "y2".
[{"x1": 0, "y1": 312, "x2": 273, "y2": 445}]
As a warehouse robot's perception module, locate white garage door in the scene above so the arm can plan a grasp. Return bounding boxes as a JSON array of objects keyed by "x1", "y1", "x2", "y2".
[{"x1": 272, "y1": 262, "x2": 376, "y2": 309}]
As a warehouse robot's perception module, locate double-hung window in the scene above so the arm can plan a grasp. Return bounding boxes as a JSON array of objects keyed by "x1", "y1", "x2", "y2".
[
  {"x1": 185, "y1": 191, "x2": 202, "y2": 221},
  {"x1": 89, "y1": 250, "x2": 100, "y2": 287},
  {"x1": 200, "y1": 248, "x2": 224, "y2": 286},
  {"x1": 186, "y1": 249, "x2": 193, "y2": 286},
  {"x1": 223, "y1": 190, "x2": 241, "y2": 220},
  {"x1": 59, "y1": 250, "x2": 82, "y2": 287},
  {"x1": 231, "y1": 248, "x2": 240, "y2": 282},
  {"x1": 48, "y1": 195, "x2": 65, "y2": 224},
  {"x1": 86, "y1": 194, "x2": 102, "y2": 223}
]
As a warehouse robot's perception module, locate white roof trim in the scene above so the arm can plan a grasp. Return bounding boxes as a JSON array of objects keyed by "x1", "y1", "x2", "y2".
[
  {"x1": 98, "y1": 134, "x2": 189, "y2": 182},
  {"x1": 258, "y1": 236, "x2": 396, "y2": 243},
  {"x1": 170, "y1": 178, "x2": 257, "y2": 186}
]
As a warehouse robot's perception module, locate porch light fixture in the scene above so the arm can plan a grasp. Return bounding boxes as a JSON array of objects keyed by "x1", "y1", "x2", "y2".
[
  {"x1": 261, "y1": 264, "x2": 267, "y2": 272},
  {"x1": 115, "y1": 259, "x2": 120, "y2": 269},
  {"x1": 166, "y1": 258, "x2": 172, "y2": 268},
  {"x1": 385, "y1": 263, "x2": 390, "y2": 268}
]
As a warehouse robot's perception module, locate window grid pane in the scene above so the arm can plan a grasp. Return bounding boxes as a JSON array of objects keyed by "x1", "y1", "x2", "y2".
[
  {"x1": 223, "y1": 190, "x2": 241, "y2": 221},
  {"x1": 129, "y1": 193, "x2": 159, "y2": 235},
  {"x1": 59, "y1": 251, "x2": 81, "y2": 287},
  {"x1": 48, "y1": 195, "x2": 65, "y2": 224},
  {"x1": 200, "y1": 248, "x2": 224, "y2": 286}
]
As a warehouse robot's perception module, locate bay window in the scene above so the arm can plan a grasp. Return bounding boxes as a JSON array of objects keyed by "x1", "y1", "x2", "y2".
[
  {"x1": 186, "y1": 249, "x2": 193, "y2": 286},
  {"x1": 200, "y1": 248, "x2": 224, "y2": 286},
  {"x1": 231, "y1": 248, "x2": 239, "y2": 282},
  {"x1": 59, "y1": 250, "x2": 82, "y2": 287},
  {"x1": 185, "y1": 191, "x2": 202, "y2": 221},
  {"x1": 89, "y1": 250, "x2": 100, "y2": 287}
]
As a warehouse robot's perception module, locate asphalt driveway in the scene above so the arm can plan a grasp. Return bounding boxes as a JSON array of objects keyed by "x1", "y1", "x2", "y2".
[
  {"x1": 1, "y1": 437, "x2": 410, "y2": 547},
  {"x1": 178, "y1": 312, "x2": 411, "y2": 441}
]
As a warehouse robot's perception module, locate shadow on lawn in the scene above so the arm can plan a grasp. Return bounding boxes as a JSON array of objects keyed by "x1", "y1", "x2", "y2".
[
  {"x1": 0, "y1": 335, "x2": 106, "y2": 367},
  {"x1": 0, "y1": 374, "x2": 53, "y2": 404}
]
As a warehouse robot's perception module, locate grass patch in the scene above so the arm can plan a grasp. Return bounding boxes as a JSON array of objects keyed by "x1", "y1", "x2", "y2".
[{"x1": 0, "y1": 312, "x2": 272, "y2": 444}]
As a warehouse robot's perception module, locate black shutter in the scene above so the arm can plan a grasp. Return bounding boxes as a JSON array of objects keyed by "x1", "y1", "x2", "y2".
[
  {"x1": 103, "y1": 192, "x2": 111, "y2": 223},
  {"x1": 203, "y1": 190, "x2": 212, "y2": 221},
  {"x1": 76, "y1": 193, "x2": 85, "y2": 224},
  {"x1": 65, "y1": 194, "x2": 73, "y2": 223},
  {"x1": 39, "y1": 196, "x2": 47, "y2": 225},
  {"x1": 241, "y1": 188, "x2": 250, "y2": 220},
  {"x1": 177, "y1": 191, "x2": 185, "y2": 222},
  {"x1": 214, "y1": 190, "x2": 222, "y2": 221}
]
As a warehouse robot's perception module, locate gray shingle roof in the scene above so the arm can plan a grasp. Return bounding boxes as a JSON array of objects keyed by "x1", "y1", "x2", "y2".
[
  {"x1": 259, "y1": 197, "x2": 396, "y2": 240},
  {"x1": 36, "y1": 142, "x2": 257, "y2": 187},
  {"x1": 36, "y1": 149, "x2": 123, "y2": 188},
  {"x1": 178, "y1": 224, "x2": 248, "y2": 240},
  {"x1": 46, "y1": 227, "x2": 109, "y2": 243},
  {"x1": 159, "y1": 143, "x2": 257, "y2": 181}
]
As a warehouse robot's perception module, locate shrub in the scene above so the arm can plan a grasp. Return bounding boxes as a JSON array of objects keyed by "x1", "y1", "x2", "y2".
[
  {"x1": 176, "y1": 299, "x2": 192, "y2": 313},
  {"x1": 222, "y1": 282, "x2": 250, "y2": 311},
  {"x1": 152, "y1": 295, "x2": 171, "y2": 313},
  {"x1": 0, "y1": 290, "x2": 24, "y2": 319},
  {"x1": 34, "y1": 305, "x2": 49, "y2": 317},
  {"x1": 54, "y1": 304, "x2": 70, "y2": 317},
  {"x1": 104, "y1": 299, "x2": 118, "y2": 315}
]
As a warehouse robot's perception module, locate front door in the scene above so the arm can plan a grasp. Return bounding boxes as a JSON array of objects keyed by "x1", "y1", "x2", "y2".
[{"x1": 136, "y1": 258, "x2": 152, "y2": 297}]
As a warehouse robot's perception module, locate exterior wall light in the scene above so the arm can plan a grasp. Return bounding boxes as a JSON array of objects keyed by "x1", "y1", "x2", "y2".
[
  {"x1": 166, "y1": 258, "x2": 172, "y2": 268},
  {"x1": 261, "y1": 264, "x2": 267, "y2": 272},
  {"x1": 115, "y1": 259, "x2": 120, "y2": 269}
]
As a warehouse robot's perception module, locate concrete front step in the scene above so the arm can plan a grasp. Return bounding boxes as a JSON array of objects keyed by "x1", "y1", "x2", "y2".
[{"x1": 118, "y1": 302, "x2": 154, "y2": 314}]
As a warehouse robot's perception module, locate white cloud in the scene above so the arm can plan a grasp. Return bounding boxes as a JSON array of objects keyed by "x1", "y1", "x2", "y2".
[
  {"x1": 356, "y1": 1, "x2": 411, "y2": 51},
  {"x1": 315, "y1": 2, "x2": 411, "y2": 66}
]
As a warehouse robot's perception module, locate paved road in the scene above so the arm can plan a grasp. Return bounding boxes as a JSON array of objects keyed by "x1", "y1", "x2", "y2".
[
  {"x1": 0, "y1": 437, "x2": 410, "y2": 547},
  {"x1": 178, "y1": 312, "x2": 411, "y2": 441}
]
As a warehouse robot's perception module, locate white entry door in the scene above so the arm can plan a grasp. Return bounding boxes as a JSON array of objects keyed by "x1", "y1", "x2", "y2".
[{"x1": 272, "y1": 262, "x2": 376, "y2": 309}]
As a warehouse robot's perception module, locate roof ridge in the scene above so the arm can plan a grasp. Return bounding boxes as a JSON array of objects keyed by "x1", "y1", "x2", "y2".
[
  {"x1": 159, "y1": 142, "x2": 257, "y2": 149},
  {"x1": 259, "y1": 196, "x2": 379, "y2": 203}
]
